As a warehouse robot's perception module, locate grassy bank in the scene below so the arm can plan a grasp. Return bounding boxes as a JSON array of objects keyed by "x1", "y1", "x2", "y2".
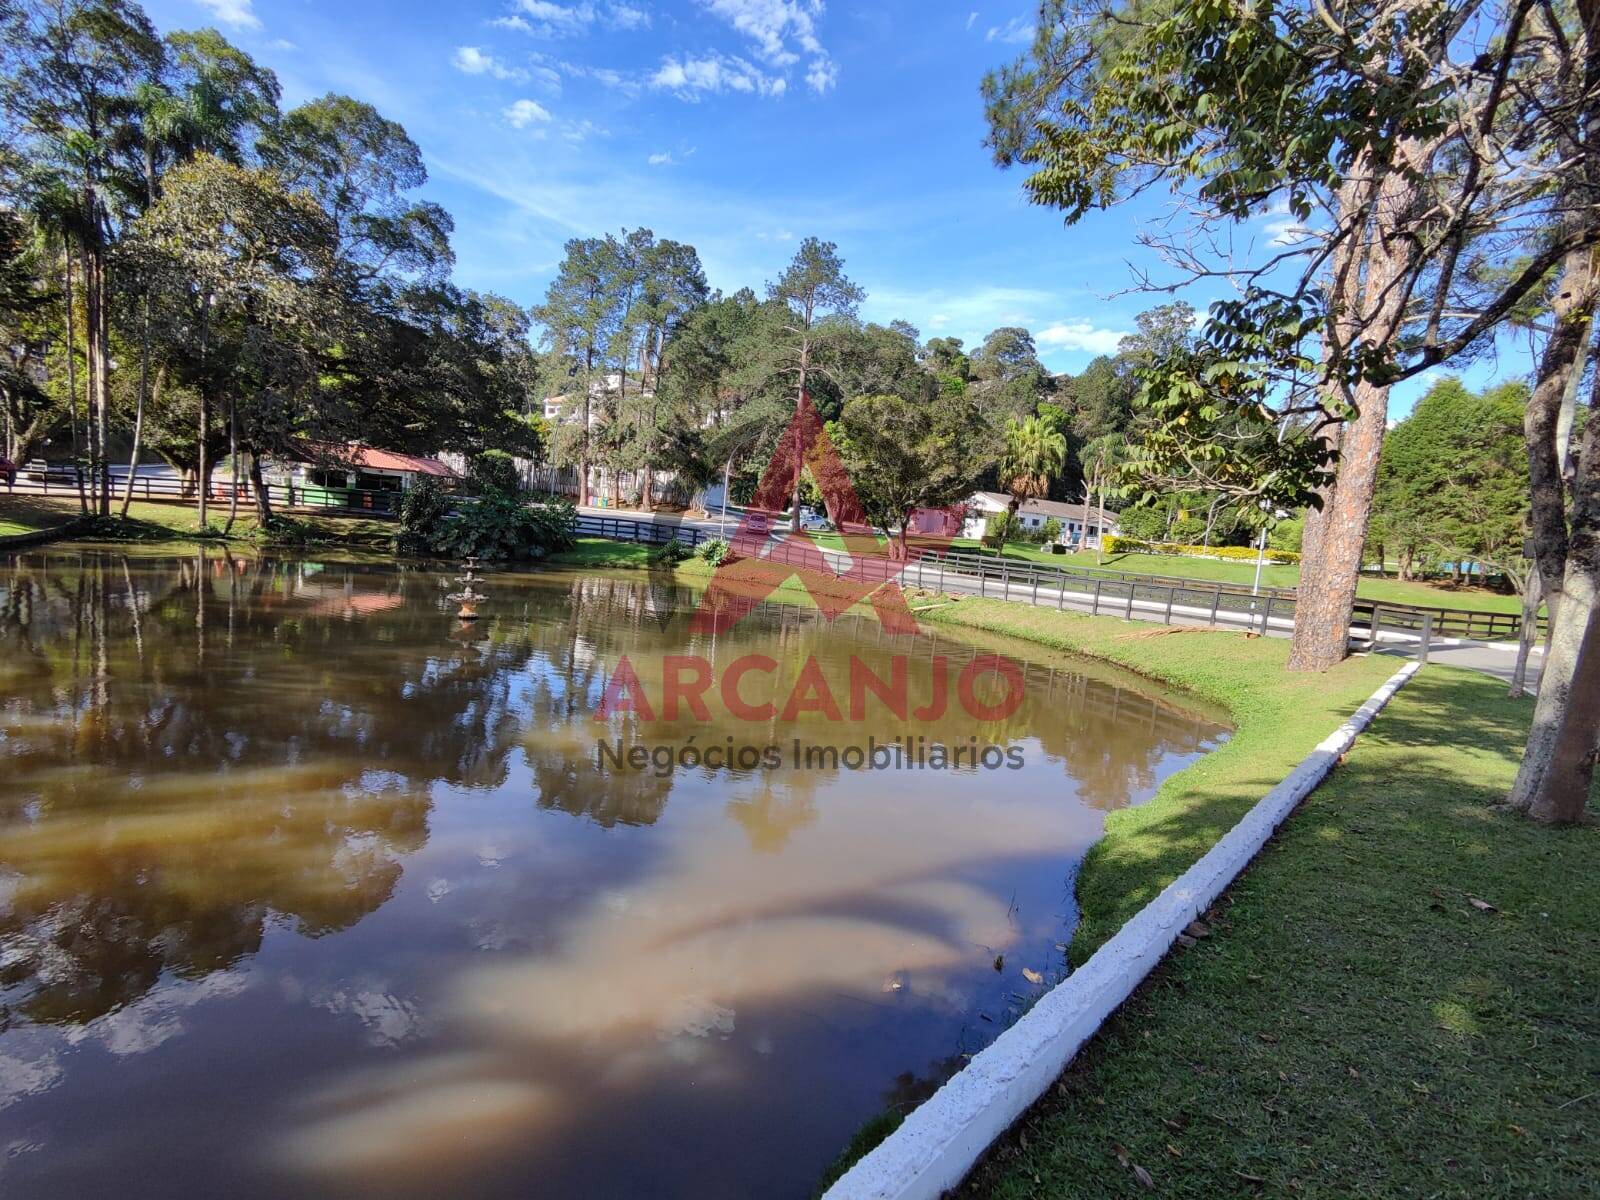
[
  {"x1": 0, "y1": 493, "x2": 395, "y2": 547},
  {"x1": 954, "y1": 665, "x2": 1597, "y2": 1199},
  {"x1": 0, "y1": 493, "x2": 82, "y2": 538},
  {"x1": 910, "y1": 595, "x2": 1398, "y2": 960}
]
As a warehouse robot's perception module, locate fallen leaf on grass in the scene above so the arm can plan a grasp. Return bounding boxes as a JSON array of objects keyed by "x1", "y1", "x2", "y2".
[
  {"x1": 1468, "y1": 897, "x2": 1498, "y2": 913},
  {"x1": 1132, "y1": 1163, "x2": 1155, "y2": 1189},
  {"x1": 1183, "y1": 920, "x2": 1212, "y2": 939}
]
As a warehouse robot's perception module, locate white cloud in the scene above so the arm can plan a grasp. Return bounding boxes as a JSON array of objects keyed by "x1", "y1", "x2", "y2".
[
  {"x1": 966, "y1": 11, "x2": 978, "y2": 31},
  {"x1": 1035, "y1": 320, "x2": 1129, "y2": 354},
  {"x1": 196, "y1": 0, "x2": 261, "y2": 30},
  {"x1": 650, "y1": 52, "x2": 784, "y2": 98},
  {"x1": 608, "y1": 4, "x2": 651, "y2": 29},
  {"x1": 648, "y1": 151, "x2": 675, "y2": 165},
  {"x1": 698, "y1": 0, "x2": 836, "y2": 92},
  {"x1": 804, "y1": 57, "x2": 837, "y2": 94},
  {"x1": 503, "y1": 98, "x2": 554, "y2": 127},
  {"x1": 1264, "y1": 218, "x2": 1314, "y2": 246},
  {"x1": 498, "y1": 2, "x2": 648, "y2": 36},
  {"x1": 516, "y1": 0, "x2": 597, "y2": 36},
  {"x1": 985, "y1": 16, "x2": 1033, "y2": 43},
  {"x1": 267, "y1": 37, "x2": 297, "y2": 51},
  {"x1": 557, "y1": 60, "x2": 636, "y2": 92},
  {"x1": 453, "y1": 46, "x2": 530, "y2": 82},
  {"x1": 561, "y1": 118, "x2": 608, "y2": 142}
]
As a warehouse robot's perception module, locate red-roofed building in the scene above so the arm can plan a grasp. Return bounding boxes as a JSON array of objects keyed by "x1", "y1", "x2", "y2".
[{"x1": 266, "y1": 443, "x2": 460, "y2": 511}]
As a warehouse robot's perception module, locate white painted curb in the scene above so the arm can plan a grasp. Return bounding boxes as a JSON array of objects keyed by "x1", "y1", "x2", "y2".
[{"x1": 825, "y1": 661, "x2": 1422, "y2": 1200}]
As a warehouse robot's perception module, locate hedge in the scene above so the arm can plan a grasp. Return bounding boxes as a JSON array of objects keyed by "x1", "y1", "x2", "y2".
[{"x1": 1103, "y1": 535, "x2": 1301, "y2": 564}]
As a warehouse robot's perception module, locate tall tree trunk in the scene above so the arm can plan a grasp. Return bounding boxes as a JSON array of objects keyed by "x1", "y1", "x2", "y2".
[
  {"x1": 791, "y1": 335, "x2": 810, "y2": 534},
  {"x1": 198, "y1": 389, "x2": 210, "y2": 527},
  {"x1": 93, "y1": 248, "x2": 110, "y2": 517},
  {"x1": 1532, "y1": 609, "x2": 1600, "y2": 822},
  {"x1": 1509, "y1": 368, "x2": 1600, "y2": 817},
  {"x1": 62, "y1": 249, "x2": 87, "y2": 516},
  {"x1": 223, "y1": 396, "x2": 240, "y2": 536},
  {"x1": 1097, "y1": 483, "x2": 1108, "y2": 565},
  {"x1": 120, "y1": 297, "x2": 152, "y2": 519},
  {"x1": 250, "y1": 451, "x2": 273, "y2": 522},
  {"x1": 1510, "y1": 567, "x2": 1544, "y2": 697},
  {"x1": 1288, "y1": 159, "x2": 1417, "y2": 671}
]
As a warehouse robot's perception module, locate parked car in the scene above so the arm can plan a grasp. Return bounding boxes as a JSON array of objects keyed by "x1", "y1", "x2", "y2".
[{"x1": 0, "y1": 457, "x2": 16, "y2": 486}]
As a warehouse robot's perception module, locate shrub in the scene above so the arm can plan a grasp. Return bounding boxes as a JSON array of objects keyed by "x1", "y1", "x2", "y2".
[
  {"x1": 396, "y1": 477, "x2": 453, "y2": 554},
  {"x1": 698, "y1": 537, "x2": 731, "y2": 566},
  {"x1": 397, "y1": 482, "x2": 575, "y2": 562},
  {"x1": 1270, "y1": 515, "x2": 1305, "y2": 553},
  {"x1": 467, "y1": 451, "x2": 520, "y2": 497},
  {"x1": 1103, "y1": 534, "x2": 1300, "y2": 564},
  {"x1": 1040, "y1": 517, "x2": 1062, "y2": 544},
  {"x1": 983, "y1": 511, "x2": 1020, "y2": 546},
  {"x1": 651, "y1": 537, "x2": 692, "y2": 565}
]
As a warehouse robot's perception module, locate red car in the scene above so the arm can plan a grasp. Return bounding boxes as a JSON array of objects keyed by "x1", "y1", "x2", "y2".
[{"x1": 0, "y1": 458, "x2": 15, "y2": 486}]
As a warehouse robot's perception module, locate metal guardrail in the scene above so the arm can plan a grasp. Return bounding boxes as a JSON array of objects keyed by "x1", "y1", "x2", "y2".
[{"x1": 571, "y1": 512, "x2": 1536, "y2": 643}]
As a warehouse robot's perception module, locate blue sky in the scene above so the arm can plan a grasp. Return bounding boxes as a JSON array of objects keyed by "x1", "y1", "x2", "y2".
[{"x1": 146, "y1": 0, "x2": 1526, "y2": 416}]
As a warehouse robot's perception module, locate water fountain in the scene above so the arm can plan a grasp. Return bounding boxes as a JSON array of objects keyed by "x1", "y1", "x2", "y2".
[{"x1": 448, "y1": 557, "x2": 488, "y2": 621}]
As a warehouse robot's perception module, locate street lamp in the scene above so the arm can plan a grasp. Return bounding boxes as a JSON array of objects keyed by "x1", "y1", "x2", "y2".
[{"x1": 1252, "y1": 504, "x2": 1291, "y2": 597}]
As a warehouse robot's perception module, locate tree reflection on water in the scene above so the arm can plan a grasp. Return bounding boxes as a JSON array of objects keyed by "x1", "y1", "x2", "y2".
[{"x1": 0, "y1": 546, "x2": 1229, "y2": 1199}]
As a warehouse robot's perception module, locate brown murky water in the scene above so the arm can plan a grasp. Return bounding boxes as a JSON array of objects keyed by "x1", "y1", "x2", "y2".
[{"x1": 0, "y1": 546, "x2": 1227, "y2": 1198}]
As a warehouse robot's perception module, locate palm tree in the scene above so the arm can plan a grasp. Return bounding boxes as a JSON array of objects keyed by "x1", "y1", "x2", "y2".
[
  {"x1": 1081, "y1": 432, "x2": 1126, "y2": 564},
  {"x1": 996, "y1": 414, "x2": 1067, "y2": 544}
]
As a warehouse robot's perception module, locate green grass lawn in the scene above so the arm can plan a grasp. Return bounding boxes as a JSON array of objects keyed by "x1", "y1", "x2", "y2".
[
  {"x1": 950, "y1": 663, "x2": 1596, "y2": 1199},
  {"x1": 0, "y1": 492, "x2": 83, "y2": 538},
  {"x1": 0, "y1": 493, "x2": 395, "y2": 547},
  {"x1": 806, "y1": 530, "x2": 1523, "y2": 615}
]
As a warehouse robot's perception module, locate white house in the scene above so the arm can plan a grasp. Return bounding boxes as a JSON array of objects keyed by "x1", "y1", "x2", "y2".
[{"x1": 961, "y1": 490, "x2": 1119, "y2": 548}]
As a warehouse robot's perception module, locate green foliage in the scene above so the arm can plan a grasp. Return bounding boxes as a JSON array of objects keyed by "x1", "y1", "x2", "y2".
[
  {"x1": 395, "y1": 476, "x2": 453, "y2": 554},
  {"x1": 697, "y1": 536, "x2": 731, "y2": 566},
  {"x1": 1270, "y1": 515, "x2": 1305, "y2": 554},
  {"x1": 467, "y1": 450, "x2": 520, "y2": 497},
  {"x1": 1373, "y1": 377, "x2": 1531, "y2": 584},
  {"x1": 984, "y1": 511, "x2": 1021, "y2": 546},
  {"x1": 1040, "y1": 516, "x2": 1062, "y2": 544},
  {"x1": 397, "y1": 479, "x2": 574, "y2": 562},
  {"x1": 650, "y1": 536, "x2": 692, "y2": 565},
  {"x1": 1000, "y1": 414, "x2": 1069, "y2": 506},
  {"x1": 832, "y1": 390, "x2": 995, "y2": 547}
]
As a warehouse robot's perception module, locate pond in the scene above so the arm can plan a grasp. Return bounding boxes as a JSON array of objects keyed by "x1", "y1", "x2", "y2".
[{"x1": 0, "y1": 546, "x2": 1228, "y2": 1198}]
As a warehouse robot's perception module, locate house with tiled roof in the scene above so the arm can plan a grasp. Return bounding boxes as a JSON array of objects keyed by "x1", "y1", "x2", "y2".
[{"x1": 961, "y1": 490, "x2": 1120, "y2": 548}]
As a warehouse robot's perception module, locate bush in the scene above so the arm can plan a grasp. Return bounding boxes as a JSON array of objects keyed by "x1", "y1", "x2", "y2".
[
  {"x1": 1040, "y1": 517, "x2": 1062, "y2": 544},
  {"x1": 698, "y1": 537, "x2": 731, "y2": 566},
  {"x1": 395, "y1": 477, "x2": 454, "y2": 554},
  {"x1": 1103, "y1": 534, "x2": 1300, "y2": 564},
  {"x1": 983, "y1": 511, "x2": 1021, "y2": 546},
  {"x1": 1270, "y1": 516, "x2": 1305, "y2": 554},
  {"x1": 467, "y1": 451, "x2": 520, "y2": 497},
  {"x1": 397, "y1": 482, "x2": 576, "y2": 562},
  {"x1": 651, "y1": 537, "x2": 692, "y2": 565}
]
